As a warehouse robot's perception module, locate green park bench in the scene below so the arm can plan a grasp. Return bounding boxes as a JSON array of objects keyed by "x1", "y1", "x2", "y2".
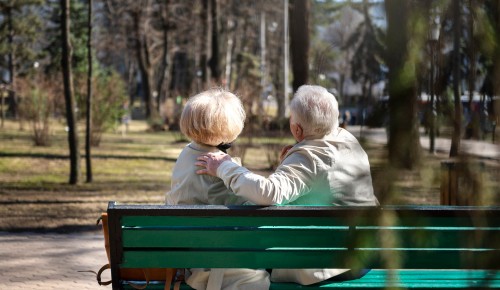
[{"x1": 106, "y1": 201, "x2": 500, "y2": 289}]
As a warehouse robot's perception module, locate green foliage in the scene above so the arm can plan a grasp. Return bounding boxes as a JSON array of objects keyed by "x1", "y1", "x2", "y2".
[
  {"x1": 0, "y1": 0, "x2": 44, "y2": 78},
  {"x1": 478, "y1": 1, "x2": 500, "y2": 58},
  {"x1": 347, "y1": 1, "x2": 386, "y2": 91},
  {"x1": 44, "y1": 0, "x2": 89, "y2": 73},
  {"x1": 74, "y1": 66, "x2": 127, "y2": 146},
  {"x1": 90, "y1": 69, "x2": 128, "y2": 146},
  {"x1": 312, "y1": 0, "x2": 344, "y2": 26},
  {"x1": 475, "y1": 1, "x2": 500, "y2": 96}
]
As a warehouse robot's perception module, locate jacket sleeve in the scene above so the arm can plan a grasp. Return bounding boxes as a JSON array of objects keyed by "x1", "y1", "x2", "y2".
[{"x1": 216, "y1": 152, "x2": 315, "y2": 205}]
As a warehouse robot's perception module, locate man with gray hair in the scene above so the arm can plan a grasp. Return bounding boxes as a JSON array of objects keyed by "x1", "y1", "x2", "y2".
[{"x1": 196, "y1": 85, "x2": 378, "y2": 285}]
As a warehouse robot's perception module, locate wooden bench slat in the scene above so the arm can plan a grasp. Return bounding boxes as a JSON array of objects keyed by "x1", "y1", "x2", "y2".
[
  {"x1": 120, "y1": 215, "x2": 500, "y2": 228},
  {"x1": 122, "y1": 228, "x2": 351, "y2": 248},
  {"x1": 121, "y1": 226, "x2": 498, "y2": 249},
  {"x1": 120, "y1": 270, "x2": 500, "y2": 289},
  {"x1": 121, "y1": 249, "x2": 499, "y2": 269},
  {"x1": 121, "y1": 216, "x2": 350, "y2": 227}
]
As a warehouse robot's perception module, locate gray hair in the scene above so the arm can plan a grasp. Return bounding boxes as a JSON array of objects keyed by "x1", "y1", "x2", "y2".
[
  {"x1": 180, "y1": 88, "x2": 246, "y2": 146},
  {"x1": 290, "y1": 85, "x2": 339, "y2": 136}
]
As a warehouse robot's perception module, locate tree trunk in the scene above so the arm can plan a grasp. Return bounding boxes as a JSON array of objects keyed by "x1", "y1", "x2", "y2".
[
  {"x1": 385, "y1": 0, "x2": 422, "y2": 169},
  {"x1": 273, "y1": 16, "x2": 286, "y2": 122},
  {"x1": 208, "y1": 0, "x2": 220, "y2": 82},
  {"x1": 61, "y1": 0, "x2": 80, "y2": 184},
  {"x1": 133, "y1": 12, "x2": 156, "y2": 120},
  {"x1": 157, "y1": 0, "x2": 170, "y2": 116},
  {"x1": 224, "y1": 18, "x2": 234, "y2": 90},
  {"x1": 339, "y1": 73, "x2": 345, "y2": 102},
  {"x1": 199, "y1": 0, "x2": 209, "y2": 85},
  {"x1": 450, "y1": 0, "x2": 462, "y2": 157},
  {"x1": 289, "y1": 0, "x2": 309, "y2": 92},
  {"x1": 467, "y1": 0, "x2": 475, "y2": 112},
  {"x1": 467, "y1": 0, "x2": 478, "y2": 139},
  {"x1": 233, "y1": 13, "x2": 251, "y2": 91},
  {"x1": 85, "y1": 0, "x2": 93, "y2": 183},
  {"x1": 7, "y1": 6, "x2": 17, "y2": 119},
  {"x1": 495, "y1": 1, "x2": 500, "y2": 98},
  {"x1": 493, "y1": 0, "x2": 500, "y2": 144},
  {"x1": 0, "y1": 89, "x2": 3, "y2": 128},
  {"x1": 283, "y1": 0, "x2": 290, "y2": 119}
]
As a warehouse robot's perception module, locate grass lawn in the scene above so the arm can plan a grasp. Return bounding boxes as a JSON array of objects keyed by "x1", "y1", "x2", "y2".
[{"x1": 0, "y1": 119, "x2": 498, "y2": 232}]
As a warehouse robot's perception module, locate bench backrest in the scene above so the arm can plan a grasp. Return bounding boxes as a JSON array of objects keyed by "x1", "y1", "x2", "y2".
[{"x1": 107, "y1": 202, "x2": 500, "y2": 286}]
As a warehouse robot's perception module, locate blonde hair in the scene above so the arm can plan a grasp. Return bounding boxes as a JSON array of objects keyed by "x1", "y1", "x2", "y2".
[
  {"x1": 290, "y1": 85, "x2": 339, "y2": 136},
  {"x1": 180, "y1": 88, "x2": 246, "y2": 146}
]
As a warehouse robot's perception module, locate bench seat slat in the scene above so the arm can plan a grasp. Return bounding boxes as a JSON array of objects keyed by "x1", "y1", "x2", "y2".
[
  {"x1": 122, "y1": 216, "x2": 356, "y2": 227},
  {"x1": 122, "y1": 228, "x2": 351, "y2": 248},
  {"x1": 120, "y1": 215, "x2": 500, "y2": 228},
  {"x1": 121, "y1": 249, "x2": 498, "y2": 269},
  {"x1": 120, "y1": 270, "x2": 500, "y2": 289},
  {"x1": 121, "y1": 227, "x2": 498, "y2": 249}
]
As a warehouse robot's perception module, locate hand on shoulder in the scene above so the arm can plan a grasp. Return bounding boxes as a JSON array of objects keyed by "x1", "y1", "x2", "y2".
[{"x1": 196, "y1": 152, "x2": 232, "y2": 176}]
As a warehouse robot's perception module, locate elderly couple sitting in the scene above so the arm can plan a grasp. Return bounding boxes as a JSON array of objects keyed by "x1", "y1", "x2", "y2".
[{"x1": 166, "y1": 85, "x2": 379, "y2": 290}]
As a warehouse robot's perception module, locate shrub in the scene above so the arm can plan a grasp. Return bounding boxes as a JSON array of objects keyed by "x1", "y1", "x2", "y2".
[
  {"x1": 17, "y1": 77, "x2": 58, "y2": 146},
  {"x1": 75, "y1": 68, "x2": 127, "y2": 146}
]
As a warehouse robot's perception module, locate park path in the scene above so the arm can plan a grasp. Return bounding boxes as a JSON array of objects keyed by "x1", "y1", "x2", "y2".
[
  {"x1": 353, "y1": 126, "x2": 499, "y2": 160},
  {"x1": 0, "y1": 232, "x2": 108, "y2": 290}
]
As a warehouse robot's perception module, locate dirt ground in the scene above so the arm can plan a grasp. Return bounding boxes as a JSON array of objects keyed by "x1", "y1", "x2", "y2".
[{"x1": 1, "y1": 121, "x2": 498, "y2": 233}]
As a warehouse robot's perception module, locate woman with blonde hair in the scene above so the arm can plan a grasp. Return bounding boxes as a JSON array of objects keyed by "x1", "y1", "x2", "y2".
[{"x1": 166, "y1": 88, "x2": 270, "y2": 290}]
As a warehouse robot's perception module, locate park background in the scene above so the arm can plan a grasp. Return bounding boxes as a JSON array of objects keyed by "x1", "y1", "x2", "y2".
[
  {"x1": 0, "y1": 0, "x2": 499, "y2": 235},
  {"x1": 0, "y1": 1, "x2": 499, "y2": 288}
]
